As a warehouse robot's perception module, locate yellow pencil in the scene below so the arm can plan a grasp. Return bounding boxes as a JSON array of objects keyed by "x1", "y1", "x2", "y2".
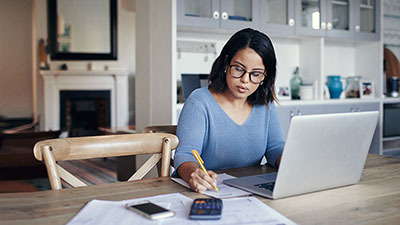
[{"x1": 192, "y1": 150, "x2": 219, "y2": 192}]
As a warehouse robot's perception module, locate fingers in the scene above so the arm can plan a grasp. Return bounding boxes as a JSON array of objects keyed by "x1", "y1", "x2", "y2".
[
  {"x1": 208, "y1": 170, "x2": 218, "y2": 181},
  {"x1": 189, "y1": 168, "x2": 218, "y2": 193}
]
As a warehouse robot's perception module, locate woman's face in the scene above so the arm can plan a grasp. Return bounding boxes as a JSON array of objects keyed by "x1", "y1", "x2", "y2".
[{"x1": 225, "y1": 47, "x2": 265, "y2": 101}]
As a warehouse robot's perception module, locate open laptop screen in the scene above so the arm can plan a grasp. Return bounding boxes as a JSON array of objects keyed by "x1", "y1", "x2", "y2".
[{"x1": 181, "y1": 74, "x2": 209, "y2": 102}]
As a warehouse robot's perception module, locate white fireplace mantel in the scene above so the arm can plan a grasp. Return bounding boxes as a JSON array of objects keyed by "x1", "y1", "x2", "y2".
[{"x1": 40, "y1": 70, "x2": 129, "y2": 131}]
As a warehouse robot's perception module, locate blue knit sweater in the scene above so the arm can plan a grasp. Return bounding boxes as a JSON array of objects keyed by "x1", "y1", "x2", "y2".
[{"x1": 174, "y1": 87, "x2": 284, "y2": 172}]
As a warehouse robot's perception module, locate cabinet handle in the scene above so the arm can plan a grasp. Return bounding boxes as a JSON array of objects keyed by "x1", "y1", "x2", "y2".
[
  {"x1": 321, "y1": 22, "x2": 326, "y2": 30},
  {"x1": 327, "y1": 22, "x2": 332, "y2": 30},
  {"x1": 350, "y1": 107, "x2": 354, "y2": 112},
  {"x1": 355, "y1": 25, "x2": 360, "y2": 32},
  {"x1": 290, "y1": 110, "x2": 295, "y2": 118},
  {"x1": 296, "y1": 110, "x2": 302, "y2": 116},
  {"x1": 289, "y1": 18, "x2": 295, "y2": 26},
  {"x1": 213, "y1": 11, "x2": 220, "y2": 19},
  {"x1": 356, "y1": 107, "x2": 360, "y2": 112},
  {"x1": 221, "y1": 12, "x2": 228, "y2": 20}
]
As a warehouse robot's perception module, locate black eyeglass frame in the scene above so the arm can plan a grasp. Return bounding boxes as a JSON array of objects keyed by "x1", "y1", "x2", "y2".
[{"x1": 228, "y1": 65, "x2": 267, "y2": 84}]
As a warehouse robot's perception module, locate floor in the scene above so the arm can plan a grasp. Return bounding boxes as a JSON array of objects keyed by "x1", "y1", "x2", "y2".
[{"x1": 0, "y1": 157, "x2": 118, "y2": 193}]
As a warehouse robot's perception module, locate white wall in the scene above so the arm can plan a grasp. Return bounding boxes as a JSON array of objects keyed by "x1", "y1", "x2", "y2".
[
  {"x1": 176, "y1": 33, "x2": 300, "y2": 91},
  {"x1": 33, "y1": 0, "x2": 136, "y2": 127},
  {"x1": 0, "y1": 0, "x2": 33, "y2": 118},
  {"x1": 135, "y1": 0, "x2": 176, "y2": 131}
]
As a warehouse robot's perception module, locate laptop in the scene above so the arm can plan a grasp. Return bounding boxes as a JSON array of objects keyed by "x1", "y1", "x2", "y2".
[{"x1": 223, "y1": 111, "x2": 379, "y2": 199}]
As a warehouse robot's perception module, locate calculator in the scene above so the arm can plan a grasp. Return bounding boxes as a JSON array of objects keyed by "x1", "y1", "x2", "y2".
[{"x1": 189, "y1": 198, "x2": 223, "y2": 220}]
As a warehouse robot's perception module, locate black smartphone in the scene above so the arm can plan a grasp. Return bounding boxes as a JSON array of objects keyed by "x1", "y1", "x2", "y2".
[{"x1": 125, "y1": 201, "x2": 175, "y2": 220}]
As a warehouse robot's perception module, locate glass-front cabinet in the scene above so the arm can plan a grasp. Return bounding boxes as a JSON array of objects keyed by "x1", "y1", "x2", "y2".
[
  {"x1": 259, "y1": 0, "x2": 296, "y2": 35},
  {"x1": 354, "y1": 0, "x2": 380, "y2": 40},
  {"x1": 177, "y1": 0, "x2": 259, "y2": 30},
  {"x1": 296, "y1": 0, "x2": 326, "y2": 36},
  {"x1": 177, "y1": 0, "x2": 380, "y2": 41},
  {"x1": 177, "y1": 0, "x2": 219, "y2": 29},
  {"x1": 294, "y1": 0, "x2": 380, "y2": 40},
  {"x1": 325, "y1": 0, "x2": 354, "y2": 38}
]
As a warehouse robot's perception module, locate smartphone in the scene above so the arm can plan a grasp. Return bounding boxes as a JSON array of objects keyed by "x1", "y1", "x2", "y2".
[{"x1": 125, "y1": 201, "x2": 175, "y2": 220}]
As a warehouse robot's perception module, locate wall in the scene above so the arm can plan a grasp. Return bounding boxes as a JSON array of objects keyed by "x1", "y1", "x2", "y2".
[
  {"x1": 34, "y1": 0, "x2": 136, "y2": 128},
  {"x1": 0, "y1": 0, "x2": 33, "y2": 118},
  {"x1": 176, "y1": 32, "x2": 300, "y2": 93},
  {"x1": 135, "y1": 0, "x2": 176, "y2": 131}
]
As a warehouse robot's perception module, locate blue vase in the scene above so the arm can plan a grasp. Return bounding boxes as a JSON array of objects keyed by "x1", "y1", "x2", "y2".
[{"x1": 326, "y1": 75, "x2": 343, "y2": 99}]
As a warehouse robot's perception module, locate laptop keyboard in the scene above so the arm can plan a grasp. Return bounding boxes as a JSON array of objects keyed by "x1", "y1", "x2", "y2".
[{"x1": 254, "y1": 182, "x2": 275, "y2": 191}]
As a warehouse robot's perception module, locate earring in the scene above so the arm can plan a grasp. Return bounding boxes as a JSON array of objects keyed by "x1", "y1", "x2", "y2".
[
  {"x1": 260, "y1": 81, "x2": 264, "y2": 85},
  {"x1": 224, "y1": 69, "x2": 226, "y2": 74}
]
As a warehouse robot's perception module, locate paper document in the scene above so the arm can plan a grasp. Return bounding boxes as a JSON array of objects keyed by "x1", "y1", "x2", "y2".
[
  {"x1": 171, "y1": 173, "x2": 251, "y2": 198},
  {"x1": 67, "y1": 192, "x2": 297, "y2": 225}
]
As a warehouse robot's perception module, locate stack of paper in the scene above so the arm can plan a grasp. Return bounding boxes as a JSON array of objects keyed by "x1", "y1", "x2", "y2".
[{"x1": 67, "y1": 193, "x2": 297, "y2": 225}]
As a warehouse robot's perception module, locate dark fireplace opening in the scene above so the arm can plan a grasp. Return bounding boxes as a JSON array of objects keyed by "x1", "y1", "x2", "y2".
[{"x1": 60, "y1": 90, "x2": 110, "y2": 137}]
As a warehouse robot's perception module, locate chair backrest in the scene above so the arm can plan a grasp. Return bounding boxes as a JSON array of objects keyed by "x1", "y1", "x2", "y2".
[
  {"x1": 143, "y1": 125, "x2": 177, "y2": 134},
  {"x1": 33, "y1": 133, "x2": 179, "y2": 190},
  {"x1": 143, "y1": 125, "x2": 177, "y2": 176}
]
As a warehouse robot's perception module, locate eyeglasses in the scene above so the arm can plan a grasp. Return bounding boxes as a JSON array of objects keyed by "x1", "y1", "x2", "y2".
[{"x1": 228, "y1": 65, "x2": 266, "y2": 84}]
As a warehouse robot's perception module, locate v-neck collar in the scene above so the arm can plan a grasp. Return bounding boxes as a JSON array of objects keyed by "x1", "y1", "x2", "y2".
[{"x1": 206, "y1": 88, "x2": 255, "y2": 127}]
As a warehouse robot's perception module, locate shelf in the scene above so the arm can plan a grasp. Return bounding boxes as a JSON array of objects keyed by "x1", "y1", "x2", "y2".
[
  {"x1": 360, "y1": 4, "x2": 374, "y2": 10},
  {"x1": 384, "y1": 14, "x2": 400, "y2": 19},
  {"x1": 382, "y1": 97, "x2": 400, "y2": 104},
  {"x1": 383, "y1": 136, "x2": 400, "y2": 142},
  {"x1": 332, "y1": 0, "x2": 348, "y2": 6},
  {"x1": 384, "y1": 44, "x2": 400, "y2": 48}
]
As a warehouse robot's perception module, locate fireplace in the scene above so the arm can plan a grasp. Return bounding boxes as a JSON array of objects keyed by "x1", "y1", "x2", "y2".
[
  {"x1": 60, "y1": 90, "x2": 111, "y2": 137},
  {"x1": 40, "y1": 70, "x2": 129, "y2": 131}
]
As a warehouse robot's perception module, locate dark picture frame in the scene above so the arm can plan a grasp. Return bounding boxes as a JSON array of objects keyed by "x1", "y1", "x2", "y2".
[{"x1": 47, "y1": 0, "x2": 117, "y2": 60}]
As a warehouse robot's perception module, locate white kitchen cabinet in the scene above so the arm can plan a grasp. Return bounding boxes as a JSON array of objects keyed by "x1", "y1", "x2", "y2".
[
  {"x1": 354, "y1": 0, "x2": 381, "y2": 41},
  {"x1": 177, "y1": 0, "x2": 259, "y2": 31},
  {"x1": 276, "y1": 101, "x2": 381, "y2": 154},
  {"x1": 295, "y1": 0, "x2": 381, "y2": 40},
  {"x1": 175, "y1": 1, "x2": 384, "y2": 155},
  {"x1": 258, "y1": 0, "x2": 296, "y2": 36},
  {"x1": 276, "y1": 104, "x2": 327, "y2": 139}
]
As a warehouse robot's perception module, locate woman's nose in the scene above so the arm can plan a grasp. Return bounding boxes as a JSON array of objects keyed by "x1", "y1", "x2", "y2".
[{"x1": 240, "y1": 72, "x2": 250, "y2": 83}]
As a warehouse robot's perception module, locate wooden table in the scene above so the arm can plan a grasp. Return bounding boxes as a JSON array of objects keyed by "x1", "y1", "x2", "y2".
[{"x1": 1, "y1": 154, "x2": 400, "y2": 225}]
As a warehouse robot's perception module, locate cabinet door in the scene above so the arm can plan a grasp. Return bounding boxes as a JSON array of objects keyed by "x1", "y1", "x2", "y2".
[
  {"x1": 276, "y1": 104, "x2": 326, "y2": 140},
  {"x1": 325, "y1": 0, "x2": 355, "y2": 39},
  {"x1": 177, "y1": 0, "x2": 220, "y2": 29},
  {"x1": 220, "y1": 0, "x2": 259, "y2": 30},
  {"x1": 259, "y1": 0, "x2": 296, "y2": 35},
  {"x1": 276, "y1": 105, "x2": 295, "y2": 140},
  {"x1": 353, "y1": 0, "x2": 381, "y2": 41},
  {"x1": 325, "y1": 103, "x2": 355, "y2": 113},
  {"x1": 325, "y1": 102, "x2": 379, "y2": 113},
  {"x1": 295, "y1": 0, "x2": 327, "y2": 36}
]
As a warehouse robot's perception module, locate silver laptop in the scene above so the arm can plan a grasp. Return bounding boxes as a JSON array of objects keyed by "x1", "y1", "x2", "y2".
[{"x1": 223, "y1": 111, "x2": 379, "y2": 199}]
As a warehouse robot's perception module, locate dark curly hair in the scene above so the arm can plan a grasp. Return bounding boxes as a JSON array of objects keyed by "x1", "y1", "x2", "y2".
[{"x1": 208, "y1": 28, "x2": 277, "y2": 105}]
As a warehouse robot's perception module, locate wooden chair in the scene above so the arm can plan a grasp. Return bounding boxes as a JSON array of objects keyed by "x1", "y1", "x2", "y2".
[
  {"x1": 143, "y1": 125, "x2": 177, "y2": 175},
  {"x1": 33, "y1": 133, "x2": 179, "y2": 190}
]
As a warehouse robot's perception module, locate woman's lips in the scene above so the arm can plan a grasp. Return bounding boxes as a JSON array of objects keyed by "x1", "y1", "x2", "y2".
[{"x1": 237, "y1": 86, "x2": 248, "y2": 93}]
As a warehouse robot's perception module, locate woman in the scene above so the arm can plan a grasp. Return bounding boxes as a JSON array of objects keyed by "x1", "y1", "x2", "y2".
[{"x1": 174, "y1": 28, "x2": 284, "y2": 193}]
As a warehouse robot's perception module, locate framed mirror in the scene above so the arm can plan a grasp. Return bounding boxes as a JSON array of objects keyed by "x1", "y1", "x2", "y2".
[{"x1": 47, "y1": 0, "x2": 117, "y2": 60}]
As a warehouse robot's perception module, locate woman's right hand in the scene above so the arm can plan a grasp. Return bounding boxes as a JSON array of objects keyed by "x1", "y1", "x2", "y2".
[
  {"x1": 177, "y1": 162, "x2": 218, "y2": 193},
  {"x1": 188, "y1": 168, "x2": 218, "y2": 193}
]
